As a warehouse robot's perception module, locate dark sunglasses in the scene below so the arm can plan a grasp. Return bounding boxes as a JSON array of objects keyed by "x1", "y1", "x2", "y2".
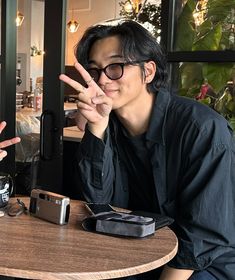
[{"x1": 87, "y1": 61, "x2": 145, "y2": 83}]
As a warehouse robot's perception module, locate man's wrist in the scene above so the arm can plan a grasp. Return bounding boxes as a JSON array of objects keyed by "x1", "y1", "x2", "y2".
[{"x1": 87, "y1": 119, "x2": 109, "y2": 140}]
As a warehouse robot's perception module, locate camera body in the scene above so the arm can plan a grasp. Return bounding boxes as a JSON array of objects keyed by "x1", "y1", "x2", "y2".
[{"x1": 29, "y1": 189, "x2": 70, "y2": 225}]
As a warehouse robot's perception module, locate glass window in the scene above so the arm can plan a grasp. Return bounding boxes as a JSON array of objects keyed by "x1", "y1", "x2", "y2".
[
  {"x1": 163, "y1": 0, "x2": 235, "y2": 132},
  {"x1": 118, "y1": 0, "x2": 162, "y2": 42},
  {"x1": 173, "y1": 0, "x2": 235, "y2": 51},
  {"x1": 174, "y1": 61, "x2": 235, "y2": 130},
  {"x1": 0, "y1": 0, "x2": 1, "y2": 55}
]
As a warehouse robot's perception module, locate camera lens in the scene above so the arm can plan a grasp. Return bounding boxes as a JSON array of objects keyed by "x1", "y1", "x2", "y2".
[{"x1": 29, "y1": 197, "x2": 37, "y2": 214}]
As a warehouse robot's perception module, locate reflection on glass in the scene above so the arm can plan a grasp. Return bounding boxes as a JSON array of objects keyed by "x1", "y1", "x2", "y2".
[
  {"x1": 16, "y1": 11, "x2": 24, "y2": 27},
  {"x1": 0, "y1": 0, "x2": 1, "y2": 55},
  {"x1": 177, "y1": 62, "x2": 235, "y2": 130},
  {"x1": 15, "y1": 0, "x2": 44, "y2": 195},
  {"x1": 174, "y1": 0, "x2": 235, "y2": 51},
  {"x1": 119, "y1": 0, "x2": 162, "y2": 42}
]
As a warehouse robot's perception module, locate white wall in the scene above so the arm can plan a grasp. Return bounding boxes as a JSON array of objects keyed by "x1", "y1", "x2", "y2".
[
  {"x1": 65, "y1": 0, "x2": 160, "y2": 64},
  {"x1": 30, "y1": 0, "x2": 44, "y2": 90},
  {"x1": 17, "y1": 0, "x2": 44, "y2": 91},
  {"x1": 17, "y1": 0, "x2": 120, "y2": 89},
  {"x1": 65, "y1": 0, "x2": 120, "y2": 65},
  {"x1": 17, "y1": 0, "x2": 32, "y2": 91}
]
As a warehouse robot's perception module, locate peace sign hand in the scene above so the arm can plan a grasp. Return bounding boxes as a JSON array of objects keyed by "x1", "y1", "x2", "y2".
[
  {"x1": 60, "y1": 62, "x2": 112, "y2": 139},
  {"x1": 0, "y1": 121, "x2": 21, "y2": 161}
]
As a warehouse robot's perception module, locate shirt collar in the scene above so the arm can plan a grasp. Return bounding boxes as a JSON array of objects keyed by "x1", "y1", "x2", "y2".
[{"x1": 146, "y1": 88, "x2": 171, "y2": 145}]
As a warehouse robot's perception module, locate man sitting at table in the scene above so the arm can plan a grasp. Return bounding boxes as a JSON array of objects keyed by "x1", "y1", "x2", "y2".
[{"x1": 60, "y1": 20, "x2": 235, "y2": 280}]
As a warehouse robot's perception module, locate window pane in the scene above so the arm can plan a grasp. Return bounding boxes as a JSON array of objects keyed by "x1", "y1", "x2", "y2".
[
  {"x1": 118, "y1": 0, "x2": 162, "y2": 42},
  {"x1": 173, "y1": 0, "x2": 235, "y2": 51},
  {"x1": 174, "y1": 61, "x2": 235, "y2": 130},
  {"x1": 0, "y1": 0, "x2": 1, "y2": 55}
]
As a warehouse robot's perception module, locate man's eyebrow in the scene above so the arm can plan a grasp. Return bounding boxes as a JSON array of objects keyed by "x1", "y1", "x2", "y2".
[
  {"x1": 88, "y1": 55, "x2": 124, "y2": 64},
  {"x1": 110, "y1": 54, "x2": 123, "y2": 59}
]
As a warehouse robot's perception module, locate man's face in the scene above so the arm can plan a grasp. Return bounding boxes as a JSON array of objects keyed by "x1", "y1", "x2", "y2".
[{"x1": 88, "y1": 35, "x2": 150, "y2": 111}]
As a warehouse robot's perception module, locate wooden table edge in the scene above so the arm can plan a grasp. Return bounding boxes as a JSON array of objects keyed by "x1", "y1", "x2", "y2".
[
  {"x1": 0, "y1": 233, "x2": 178, "y2": 280},
  {"x1": 0, "y1": 198, "x2": 178, "y2": 280}
]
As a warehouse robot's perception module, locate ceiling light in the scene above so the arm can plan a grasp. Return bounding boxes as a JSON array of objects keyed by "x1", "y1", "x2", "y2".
[
  {"x1": 16, "y1": 11, "x2": 24, "y2": 27},
  {"x1": 67, "y1": 19, "x2": 80, "y2": 33}
]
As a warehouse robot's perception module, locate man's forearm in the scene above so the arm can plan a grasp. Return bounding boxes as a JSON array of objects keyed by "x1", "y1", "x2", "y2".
[
  {"x1": 159, "y1": 265, "x2": 194, "y2": 280},
  {"x1": 88, "y1": 117, "x2": 109, "y2": 140}
]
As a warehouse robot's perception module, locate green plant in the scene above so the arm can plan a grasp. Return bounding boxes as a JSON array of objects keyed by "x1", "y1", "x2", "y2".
[
  {"x1": 119, "y1": 1, "x2": 161, "y2": 38},
  {"x1": 175, "y1": 0, "x2": 235, "y2": 131}
]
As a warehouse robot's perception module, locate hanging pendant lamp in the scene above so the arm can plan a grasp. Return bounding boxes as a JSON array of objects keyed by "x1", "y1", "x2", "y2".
[
  {"x1": 16, "y1": 11, "x2": 24, "y2": 27},
  {"x1": 67, "y1": 19, "x2": 80, "y2": 33}
]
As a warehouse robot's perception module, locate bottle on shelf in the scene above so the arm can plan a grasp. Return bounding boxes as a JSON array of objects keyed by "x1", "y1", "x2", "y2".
[
  {"x1": 30, "y1": 78, "x2": 33, "y2": 93},
  {"x1": 27, "y1": 78, "x2": 34, "y2": 108},
  {"x1": 33, "y1": 82, "x2": 42, "y2": 111}
]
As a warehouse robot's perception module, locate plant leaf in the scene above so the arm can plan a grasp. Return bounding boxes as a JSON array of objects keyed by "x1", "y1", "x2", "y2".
[
  {"x1": 202, "y1": 63, "x2": 234, "y2": 92},
  {"x1": 174, "y1": 0, "x2": 196, "y2": 51},
  {"x1": 180, "y1": 63, "x2": 203, "y2": 89},
  {"x1": 192, "y1": 24, "x2": 222, "y2": 50},
  {"x1": 207, "y1": 0, "x2": 235, "y2": 23}
]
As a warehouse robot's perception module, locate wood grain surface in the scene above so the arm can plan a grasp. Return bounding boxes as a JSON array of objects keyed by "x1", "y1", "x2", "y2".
[
  {"x1": 63, "y1": 126, "x2": 84, "y2": 142},
  {"x1": 0, "y1": 198, "x2": 178, "y2": 280}
]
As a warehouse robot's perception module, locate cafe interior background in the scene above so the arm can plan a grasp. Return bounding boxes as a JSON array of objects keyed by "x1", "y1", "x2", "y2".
[{"x1": 0, "y1": 0, "x2": 234, "y2": 198}]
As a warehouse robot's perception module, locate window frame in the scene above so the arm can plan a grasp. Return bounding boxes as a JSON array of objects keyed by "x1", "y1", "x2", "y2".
[{"x1": 161, "y1": 0, "x2": 235, "y2": 89}]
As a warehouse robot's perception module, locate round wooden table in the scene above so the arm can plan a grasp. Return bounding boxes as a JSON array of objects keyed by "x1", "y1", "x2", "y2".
[{"x1": 0, "y1": 197, "x2": 178, "y2": 280}]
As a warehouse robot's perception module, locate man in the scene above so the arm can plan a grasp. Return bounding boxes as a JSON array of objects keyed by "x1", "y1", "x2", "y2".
[
  {"x1": 0, "y1": 121, "x2": 21, "y2": 160},
  {"x1": 60, "y1": 20, "x2": 235, "y2": 280}
]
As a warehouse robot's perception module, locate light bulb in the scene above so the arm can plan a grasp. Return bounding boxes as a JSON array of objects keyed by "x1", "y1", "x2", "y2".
[
  {"x1": 16, "y1": 11, "x2": 24, "y2": 27},
  {"x1": 124, "y1": 2, "x2": 134, "y2": 13},
  {"x1": 67, "y1": 20, "x2": 79, "y2": 33}
]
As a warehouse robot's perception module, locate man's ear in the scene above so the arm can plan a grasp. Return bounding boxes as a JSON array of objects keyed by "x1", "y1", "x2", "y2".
[{"x1": 144, "y1": 61, "x2": 156, "y2": 83}]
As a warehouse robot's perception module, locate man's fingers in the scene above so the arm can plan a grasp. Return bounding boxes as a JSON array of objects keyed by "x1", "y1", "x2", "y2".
[
  {"x1": 0, "y1": 121, "x2": 7, "y2": 134},
  {"x1": 74, "y1": 62, "x2": 96, "y2": 87},
  {"x1": 74, "y1": 63, "x2": 105, "y2": 96},
  {"x1": 74, "y1": 113, "x2": 87, "y2": 131},
  {"x1": 59, "y1": 74, "x2": 85, "y2": 93},
  {"x1": 91, "y1": 94, "x2": 112, "y2": 106},
  {"x1": 76, "y1": 101, "x2": 94, "y2": 111},
  {"x1": 91, "y1": 95, "x2": 112, "y2": 117},
  {"x1": 0, "y1": 150, "x2": 7, "y2": 160},
  {"x1": 0, "y1": 137, "x2": 21, "y2": 149},
  {"x1": 0, "y1": 123, "x2": 20, "y2": 159},
  {"x1": 60, "y1": 64, "x2": 105, "y2": 98}
]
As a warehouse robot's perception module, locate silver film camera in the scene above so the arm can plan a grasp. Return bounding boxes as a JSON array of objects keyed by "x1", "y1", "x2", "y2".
[{"x1": 29, "y1": 189, "x2": 70, "y2": 225}]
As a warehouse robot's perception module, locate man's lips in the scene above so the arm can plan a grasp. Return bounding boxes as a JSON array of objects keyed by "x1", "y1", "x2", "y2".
[{"x1": 104, "y1": 89, "x2": 118, "y2": 96}]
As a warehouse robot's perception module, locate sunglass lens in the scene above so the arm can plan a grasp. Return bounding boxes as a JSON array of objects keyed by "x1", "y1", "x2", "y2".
[
  {"x1": 87, "y1": 69, "x2": 99, "y2": 83},
  {"x1": 106, "y1": 64, "x2": 123, "y2": 80}
]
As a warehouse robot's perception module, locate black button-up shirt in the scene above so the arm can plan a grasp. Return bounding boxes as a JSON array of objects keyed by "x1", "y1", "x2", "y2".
[{"x1": 77, "y1": 88, "x2": 235, "y2": 279}]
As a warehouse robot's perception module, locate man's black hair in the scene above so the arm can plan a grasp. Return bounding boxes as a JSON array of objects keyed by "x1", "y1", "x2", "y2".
[{"x1": 75, "y1": 20, "x2": 168, "y2": 92}]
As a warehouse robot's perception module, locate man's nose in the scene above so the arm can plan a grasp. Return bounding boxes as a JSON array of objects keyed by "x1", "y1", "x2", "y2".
[{"x1": 97, "y1": 70, "x2": 110, "y2": 86}]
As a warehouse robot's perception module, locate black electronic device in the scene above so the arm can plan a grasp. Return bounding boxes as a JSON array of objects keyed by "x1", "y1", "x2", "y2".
[{"x1": 85, "y1": 203, "x2": 114, "y2": 215}]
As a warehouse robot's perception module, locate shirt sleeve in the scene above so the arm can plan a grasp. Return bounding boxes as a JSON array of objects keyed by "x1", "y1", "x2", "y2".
[
  {"x1": 77, "y1": 127, "x2": 115, "y2": 204},
  {"x1": 168, "y1": 120, "x2": 235, "y2": 270}
]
